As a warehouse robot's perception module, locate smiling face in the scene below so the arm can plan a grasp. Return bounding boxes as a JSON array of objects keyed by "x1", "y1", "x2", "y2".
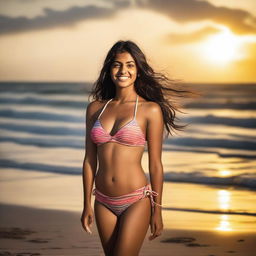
[{"x1": 110, "y1": 51, "x2": 138, "y2": 88}]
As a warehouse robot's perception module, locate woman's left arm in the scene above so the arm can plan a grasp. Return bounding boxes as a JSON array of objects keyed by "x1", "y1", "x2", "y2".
[{"x1": 146, "y1": 102, "x2": 164, "y2": 240}]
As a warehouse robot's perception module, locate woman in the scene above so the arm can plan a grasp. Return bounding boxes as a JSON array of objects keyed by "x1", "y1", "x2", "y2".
[{"x1": 81, "y1": 40, "x2": 192, "y2": 256}]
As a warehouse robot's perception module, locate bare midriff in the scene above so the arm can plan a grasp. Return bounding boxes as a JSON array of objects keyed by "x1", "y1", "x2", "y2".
[{"x1": 95, "y1": 142, "x2": 148, "y2": 196}]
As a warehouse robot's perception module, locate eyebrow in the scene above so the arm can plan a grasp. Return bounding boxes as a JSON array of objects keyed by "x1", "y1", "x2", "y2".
[{"x1": 113, "y1": 61, "x2": 135, "y2": 64}]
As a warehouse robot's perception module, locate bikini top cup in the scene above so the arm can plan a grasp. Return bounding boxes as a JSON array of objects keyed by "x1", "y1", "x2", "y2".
[{"x1": 90, "y1": 95, "x2": 147, "y2": 147}]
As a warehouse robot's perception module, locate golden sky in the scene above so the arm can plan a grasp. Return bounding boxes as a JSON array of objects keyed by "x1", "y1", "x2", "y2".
[{"x1": 0, "y1": 0, "x2": 255, "y2": 83}]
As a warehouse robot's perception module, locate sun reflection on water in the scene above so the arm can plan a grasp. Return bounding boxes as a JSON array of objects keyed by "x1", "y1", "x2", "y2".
[
  {"x1": 215, "y1": 190, "x2": 233, "y2": 231},
  {"x1": 216, "y1": 215, "x2": 232, "y2": 231}
]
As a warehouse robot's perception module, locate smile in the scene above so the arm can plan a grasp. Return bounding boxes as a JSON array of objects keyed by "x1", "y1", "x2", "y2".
[{"x1": 116, "y1": 76, "x2": 130, "y2": 81}]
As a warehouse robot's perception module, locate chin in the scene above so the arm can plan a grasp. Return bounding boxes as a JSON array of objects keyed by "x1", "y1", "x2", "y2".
[{"x1": 116, "y1": 82, "x2": 135, "y2": 88}]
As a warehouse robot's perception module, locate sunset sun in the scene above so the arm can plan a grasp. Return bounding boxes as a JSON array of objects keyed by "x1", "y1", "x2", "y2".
[{"x1": 201, "y1": 29, "x2": 245, "y2": 65}]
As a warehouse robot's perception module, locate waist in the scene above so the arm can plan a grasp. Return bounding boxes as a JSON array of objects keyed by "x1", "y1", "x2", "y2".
[{"x1": 95, "y1": 167, "x2": 148, "y2": 196}]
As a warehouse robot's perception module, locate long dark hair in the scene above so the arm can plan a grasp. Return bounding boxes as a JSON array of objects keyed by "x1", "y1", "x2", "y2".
[{"x1": 89, "y1": 40, "x2": 199, "y2": 139}]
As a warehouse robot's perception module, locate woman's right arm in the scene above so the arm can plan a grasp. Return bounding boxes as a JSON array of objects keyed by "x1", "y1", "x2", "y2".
[{"x1": 81, "y1": 101, "x2": 98, "y2": 234}]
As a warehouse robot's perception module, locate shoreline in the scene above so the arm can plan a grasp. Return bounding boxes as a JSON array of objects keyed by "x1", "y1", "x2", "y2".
[{"x1": 1, "y1": 203, "x2": 255, "y2": 256}]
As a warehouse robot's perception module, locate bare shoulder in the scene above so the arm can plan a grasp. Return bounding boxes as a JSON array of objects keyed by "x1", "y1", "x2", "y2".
[
  {"x1": 86, "y1": 99, "x2": 106, "y2": 118},
  {"x1": 139, "y1": 97, "x2": 163, "y2": 119},
  {"x1": 87, "y1": 99, "x2": 102, "y2": 110}
]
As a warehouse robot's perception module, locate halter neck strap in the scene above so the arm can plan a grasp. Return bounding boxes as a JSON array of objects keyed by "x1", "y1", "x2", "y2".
[
  {"x1": 98, "y1": 95, "x2": 138, "y2": 120},
  {"x1": 133, "y1": 94, "x2": 138, "y2": 119},
  {"x1": 97, "y1": 98, "x2": 113, "y2": 119}
]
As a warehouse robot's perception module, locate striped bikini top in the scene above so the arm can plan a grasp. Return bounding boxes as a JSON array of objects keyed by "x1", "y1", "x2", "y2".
[{"x1": 90, "y1": 95, "x2": 146, "y2": 147}]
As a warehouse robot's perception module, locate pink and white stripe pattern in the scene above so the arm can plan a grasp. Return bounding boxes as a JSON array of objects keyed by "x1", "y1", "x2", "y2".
[
  {"x1": 90, "y1": 95, "x2": 146, "y2": 147},
  {"x1": 92, "y1": 184, "x2": 158, "y2": 216}
]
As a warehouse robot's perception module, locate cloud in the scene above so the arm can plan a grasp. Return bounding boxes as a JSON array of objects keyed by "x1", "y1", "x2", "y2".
[
  {"x1": 0, "y1": 0, "x2": 255, "y2": 37},
  {"x1": 137, "y1": 0, "x2": 256, "y2": 35},
  {"x1": 163, "y1": 26, "x2": 221, "y2": 44},
  {"x1": 0, "y1": 4, "x2": 119, "y2": 35}
]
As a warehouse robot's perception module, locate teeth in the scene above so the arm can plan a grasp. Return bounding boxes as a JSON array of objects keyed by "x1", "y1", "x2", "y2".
[{"x1": 117, "y1": 76, "x2": 129, "y2": 81}]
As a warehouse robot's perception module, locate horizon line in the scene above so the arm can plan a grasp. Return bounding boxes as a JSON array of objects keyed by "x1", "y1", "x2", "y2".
[{"x1": 0, "y1": 80, "x2": 256, "y2": 85}]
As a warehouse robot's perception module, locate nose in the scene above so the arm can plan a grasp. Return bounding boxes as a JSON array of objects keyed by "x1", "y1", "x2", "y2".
[{"x1": 119, "y1": 65, "x2": 127, "y2": 75}]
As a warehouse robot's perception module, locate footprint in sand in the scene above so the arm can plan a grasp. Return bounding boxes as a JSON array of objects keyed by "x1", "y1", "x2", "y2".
[
  {"x1": 161, "y1": 237, "x2": 210, "y2": 247},
  {"x1": 0, "y1": 227, "x2": 36, "y2": 240},
  {"x1": 16, "y1": 254, "x2": 41, "y2": 256},
  {"x1": 27, "y1": 238, "x2": 49, "y2": 243},
  {"x1": 0, "y1": 253, "x2": 41, "y2": 256},
  {"x1": 16, "y1": 253, "x2": 41, "y2": 256},
  {"x1": 0, "y1": 252, "x2": 12, "y2": 256},
  {"x1": 186, "y1": 242, "x2": 210, "y2": 247},
  {"x1": 161, "y1": 237, "x2": 196, "y2": 243}
]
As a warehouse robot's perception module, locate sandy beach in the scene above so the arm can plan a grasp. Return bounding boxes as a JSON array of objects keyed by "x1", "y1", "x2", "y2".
[
  {"x1": 0, "y1": 168, "x2": 255, "y2": 256},
  {"x1": 1, "y1": 202, "x2": 255, "y2": 256}
]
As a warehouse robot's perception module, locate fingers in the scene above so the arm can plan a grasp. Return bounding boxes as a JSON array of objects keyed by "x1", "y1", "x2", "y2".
[
  {"x1": 148, "y1": 224, "x2": 163, "y2": 240},
  {"x1": 87, "y1": 215, "x2": 94, "y2": 234},
  {"x1": 85, "y1": 225, "x2": 92, "y2": 234},
  {"x1": 148, "y1": 230, "x2": 162, "y2": 240},
  {"x1": 81, "y1": 214, "x2": 93, "y2": 235}
]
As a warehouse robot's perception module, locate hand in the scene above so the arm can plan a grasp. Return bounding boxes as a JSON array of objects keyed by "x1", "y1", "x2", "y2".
[
  {"x1": 81, "y1": 206, "x2": 94, "y2": 234},
  {"x1": 148, "y1": 210, "x2": 163, "y2": 240}
]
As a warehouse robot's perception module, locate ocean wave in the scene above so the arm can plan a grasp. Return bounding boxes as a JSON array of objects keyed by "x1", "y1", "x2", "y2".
[
  {"x1": 165, "y1": 137, "x2": 256, "y2": 151},
  {"x1": 0, "y1": 82, "x2": 92, "y2": 93},
  {"x1": 0, "y1": 97, "x2": 87, "y2": 108},
  {"x1": 161, "y1": 207, "x2": 256, "y2": 216},
  {"x1": 162, "y1": 145, "x2": 256, "y2": 159},
  {"x1": 0, "y1": 92, "x2": 89, "y2": 102},
  {"x1": 1, "y1": 159, "x2": 255, "y2": 192},
  {"x1": 0, "y1": 159, "x2": 81, "y2": 175},
  {"x1": 0, "y1": 122, "x2": 83, "y2": 136},
  {"x1": 0, "y1": 136, "x2": 83, "y2": 148},
  {"x1": 184, "y1": 114, "x2": 256, "y2": 128},
  {"x1": 0, "y1": 109, "x2": 83, "y2": 123},
  {"x1": 164, "y1": 171, "x2": 256, "y2": 190},
  {"x1": 185, "y1": 102, "x2": 256, "y2": 110}
]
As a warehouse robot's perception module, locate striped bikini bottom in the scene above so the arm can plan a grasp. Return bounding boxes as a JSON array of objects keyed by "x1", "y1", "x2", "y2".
[{"x1": 92, "y1": 184, "x2": 158, "y2": 217}]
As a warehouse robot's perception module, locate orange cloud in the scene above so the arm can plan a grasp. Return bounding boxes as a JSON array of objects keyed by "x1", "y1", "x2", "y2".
[
  {"x1": 138, "y1": 0, "x2": 256, "y2": 35},
  {"x1": 1, "y1": 0, "x2": 256, "y2": 38},
  {"x1": 163, "y1": 26, "x2": 221, "y2": 44},
  {"x1": 0, "y1": 5, "x2": 117, "y2": 35}
]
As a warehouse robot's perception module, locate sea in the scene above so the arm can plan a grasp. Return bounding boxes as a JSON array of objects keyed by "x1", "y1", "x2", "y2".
[{"x1": 0, "y1": 82, "x2": 255, "y2": 232}]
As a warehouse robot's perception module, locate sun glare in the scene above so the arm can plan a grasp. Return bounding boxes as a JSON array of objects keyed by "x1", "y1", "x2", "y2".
[
  {"x1": 201, "y1": 29, "x2": 245, "y2": 65},
  {"x1": 219, "y1": 170, "x2": 232, "y2": 177}
]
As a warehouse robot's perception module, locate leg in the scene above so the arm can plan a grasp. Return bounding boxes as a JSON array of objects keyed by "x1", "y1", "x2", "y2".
[
  {"x1": 94, "y1": 200, "x2": 119, "y2": 256},
  {"x1": 113, "y1": 196, "x2": 151, "y2": 256}
]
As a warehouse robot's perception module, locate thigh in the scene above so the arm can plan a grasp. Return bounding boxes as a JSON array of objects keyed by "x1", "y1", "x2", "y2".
[
  {"x1": 113, "y1": 196, "x2": 151, "y2": 256},
  {"x1": 94, "y1": 200, "x2": 119, "y2": 256}
]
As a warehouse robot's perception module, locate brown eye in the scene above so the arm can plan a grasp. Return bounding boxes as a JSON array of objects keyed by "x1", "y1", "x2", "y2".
[{"x1": 112, "y1": 63, "x2": 120, "y2": 68}]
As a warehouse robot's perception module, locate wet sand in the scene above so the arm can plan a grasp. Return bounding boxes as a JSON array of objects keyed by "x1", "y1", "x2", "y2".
[{"x1": 1, "y1": 203, "x2": 255, "y2": 256}]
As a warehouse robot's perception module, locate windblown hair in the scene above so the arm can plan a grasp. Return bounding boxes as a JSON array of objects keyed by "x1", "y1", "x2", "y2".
[{"x1": 89, "y1": 40, "x2": 199, "y2": 139}]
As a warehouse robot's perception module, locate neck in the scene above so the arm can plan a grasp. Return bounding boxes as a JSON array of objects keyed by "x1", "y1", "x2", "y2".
[{"x1": 113, "y1": 88, "x2": 137, "y2": 103}]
